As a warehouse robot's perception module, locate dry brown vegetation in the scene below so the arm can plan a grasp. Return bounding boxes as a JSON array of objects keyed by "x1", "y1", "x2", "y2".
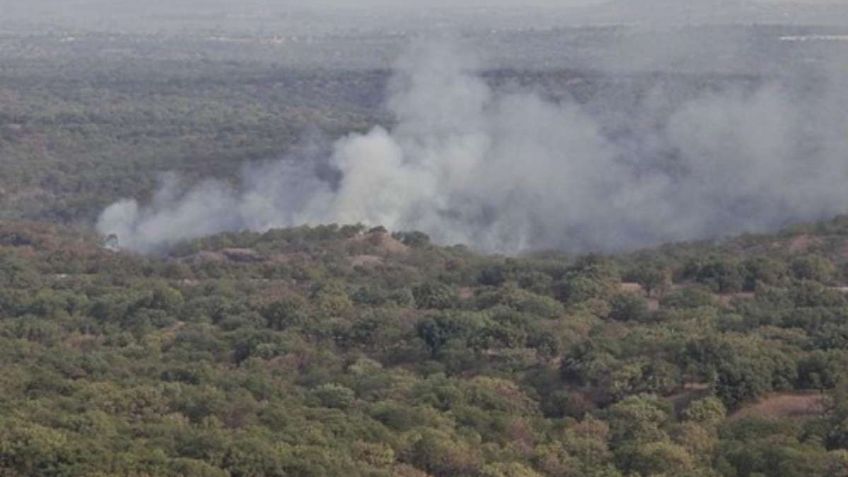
[{"x1": 730, "y1": 392, "x2": 826, "y2": 421}]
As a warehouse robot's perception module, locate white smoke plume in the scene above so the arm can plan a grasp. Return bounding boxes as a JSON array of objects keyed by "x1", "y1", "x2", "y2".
[{"x1": 97, "y1": 40, "x2": 848, "y2": 254}]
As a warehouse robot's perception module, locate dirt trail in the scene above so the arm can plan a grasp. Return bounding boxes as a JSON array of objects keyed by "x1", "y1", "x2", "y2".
[{"x1": 730, "y1": 392, "x2": 825, "y2": 420}]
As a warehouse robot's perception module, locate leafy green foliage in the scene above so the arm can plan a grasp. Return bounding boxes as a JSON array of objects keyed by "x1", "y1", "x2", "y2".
[
  {"x1": 0, "y1": 219, "x2": 848, "y2": 475},
  {"x1": 5, "y1": 33, "x2": 848, "y2": 474}
]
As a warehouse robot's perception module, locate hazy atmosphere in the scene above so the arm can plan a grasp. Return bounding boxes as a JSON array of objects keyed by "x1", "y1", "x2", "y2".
[
  {"x1": 97, "y1": 37, "x2": 848, "y2": 253},
  {"x1": 1, "y1": 1, "x2": 847, "y2": 253},
  {"x1": 71, "y1": 0, "x2": 848, "y2": 254},
  {"x1": 5, "y1": 2, "x2": 848, "y2": 477}
]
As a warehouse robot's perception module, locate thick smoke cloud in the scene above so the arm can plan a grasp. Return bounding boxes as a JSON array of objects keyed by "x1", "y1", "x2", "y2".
[{"x1": 98, "y1": 40, "x2": 848, "y2": 254}]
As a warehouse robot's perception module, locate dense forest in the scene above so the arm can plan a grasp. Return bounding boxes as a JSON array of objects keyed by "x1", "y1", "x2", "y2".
[
  {"x1": 3, "y1": 26, "x2": 848, "y2": 477},
  {"x1": 0, "y1": 28, "x2": 812, "y2": 225},
  {"x1": 2, "y1": 217, "x2": 848, "y2": 476},
  {"x1": 0, "y1": 32, "x2": 390, "y2": 222}
]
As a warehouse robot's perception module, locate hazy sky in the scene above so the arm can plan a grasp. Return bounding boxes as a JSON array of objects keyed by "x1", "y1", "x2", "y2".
[
  {"x1": 2, "y1": 0, "x2": 843, "y2": 13},
  {"x1": 2, "y1": 0, "x2": 846, "y2": 32}
]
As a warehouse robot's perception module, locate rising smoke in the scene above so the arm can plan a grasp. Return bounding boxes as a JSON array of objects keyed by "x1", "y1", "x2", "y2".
[{"x1": 97, "y1": 39, "x2": 848, "y2": 254}]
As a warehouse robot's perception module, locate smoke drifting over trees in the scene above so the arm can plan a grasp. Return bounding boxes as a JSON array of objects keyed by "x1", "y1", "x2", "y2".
[{"x1": 98, "y1": 37, "x2": 848, "y2": 254}]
